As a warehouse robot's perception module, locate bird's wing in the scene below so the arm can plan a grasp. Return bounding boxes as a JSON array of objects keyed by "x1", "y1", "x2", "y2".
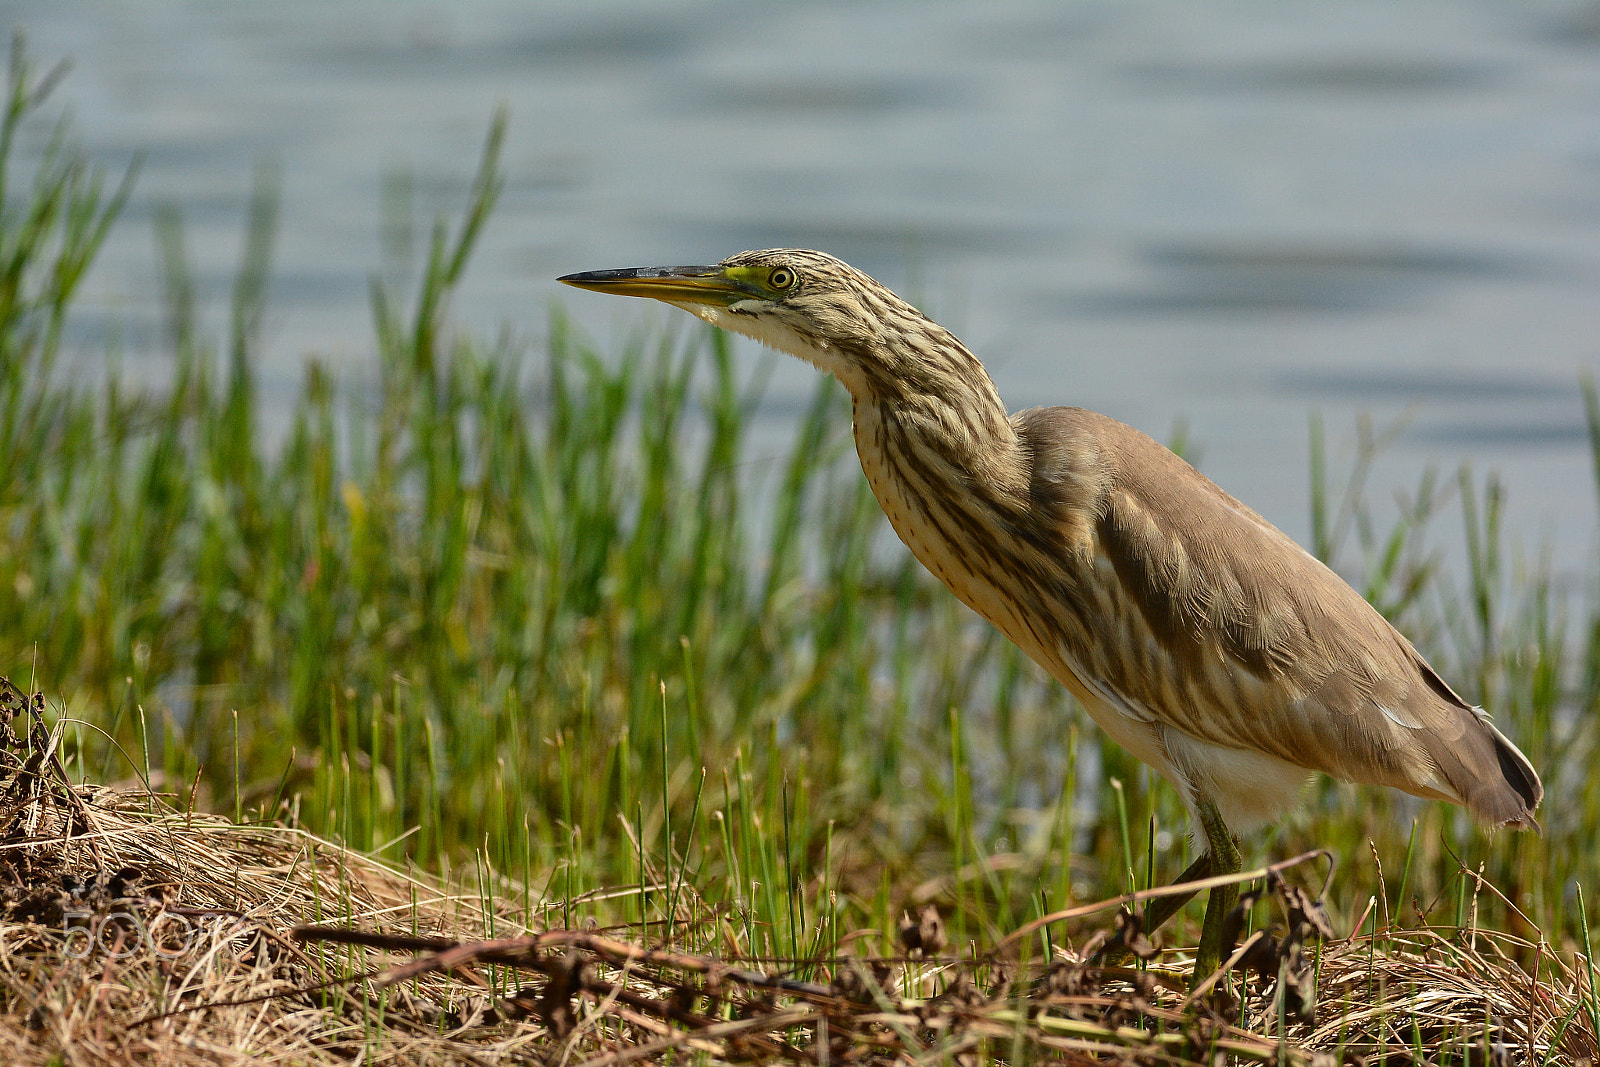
[{"x1": 1012, "y1": 407, "x2": 1536, "y2": 822}]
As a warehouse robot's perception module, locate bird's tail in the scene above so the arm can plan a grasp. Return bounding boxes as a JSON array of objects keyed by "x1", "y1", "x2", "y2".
[
  {"x1": 1481, "y1": 718, "x2": 1543, "y2": 830},
  {"x1": 1430, "y1": 711, "x2": 1543, "y2": 831},
  {"x1": 1407, "y1": 654, "x2": 1542, "y2": 830}
]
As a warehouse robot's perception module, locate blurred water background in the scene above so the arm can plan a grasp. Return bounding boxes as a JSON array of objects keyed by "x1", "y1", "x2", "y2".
[{"x1": 11, "y1": 0, "x2": 1600, "y2": 582}]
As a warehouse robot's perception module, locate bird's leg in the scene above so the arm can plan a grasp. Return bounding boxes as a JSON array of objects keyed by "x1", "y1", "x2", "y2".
[
  {"x1": 1192, "y1": 797, "x2": 1242, "y2": 989},
  {"x1": 1139, "y1": 849, "x2": 1214, "y2": 933},
  {"x1": 1092, "y1": 850, "x2": 1214, "y2": 966}
]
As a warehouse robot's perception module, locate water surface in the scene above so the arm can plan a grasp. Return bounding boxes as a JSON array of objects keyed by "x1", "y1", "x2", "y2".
[{"x1": 15, "y1": 0, "x2": 1600, "y2": 580}]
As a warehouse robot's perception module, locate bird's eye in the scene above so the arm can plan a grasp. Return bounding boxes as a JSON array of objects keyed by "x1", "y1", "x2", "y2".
[{"x1": 767, "y1": 267, "x2": 796, "y2": 291}]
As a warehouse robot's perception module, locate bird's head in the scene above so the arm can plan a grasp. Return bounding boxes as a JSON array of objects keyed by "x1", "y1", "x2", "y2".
[{"x1": 560, "y1": 249, "x2": 919, "y2": 397}]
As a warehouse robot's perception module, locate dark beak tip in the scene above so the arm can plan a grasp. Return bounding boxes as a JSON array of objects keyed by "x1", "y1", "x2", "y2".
[{"x1": 556, "y1": 268, "x2": 627, "y2": 285}]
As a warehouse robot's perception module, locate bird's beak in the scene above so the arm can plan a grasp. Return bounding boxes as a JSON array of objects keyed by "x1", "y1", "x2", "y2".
[{"x1": 557, "y1": 265, "x2": 757, "y2": 307}]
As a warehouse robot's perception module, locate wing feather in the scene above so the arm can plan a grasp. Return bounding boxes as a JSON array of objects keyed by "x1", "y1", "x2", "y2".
[{"x1": 1010, "y1": 406, "x2": 1539, "y2": 825}]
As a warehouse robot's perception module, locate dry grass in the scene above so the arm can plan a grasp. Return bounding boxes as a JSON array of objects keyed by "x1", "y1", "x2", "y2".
[
  {"x1": 0, "y1": 683, "x2": 523, "y2": 1064},
  {"x1": 0, "y1": 681, "x2": 1589, "y2": 1065}
]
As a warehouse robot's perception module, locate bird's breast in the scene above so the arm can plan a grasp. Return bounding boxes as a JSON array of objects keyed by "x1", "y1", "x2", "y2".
[
  {"x1": 853, "y1": 407, "x2": 1010, "y2": 615},
  {"x1": 851, "y1": 404, "x2": 1101, "y2": 700}
]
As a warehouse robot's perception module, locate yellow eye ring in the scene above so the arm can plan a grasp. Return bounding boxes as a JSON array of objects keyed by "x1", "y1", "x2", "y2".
[{"x1": 768, "y1": 267, "x2": 795, "y2": 291}]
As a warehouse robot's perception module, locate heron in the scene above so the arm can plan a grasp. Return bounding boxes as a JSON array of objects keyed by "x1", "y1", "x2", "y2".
[{"x1": 558, "y1": 248, "x2": 1542, "y2": 982}]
